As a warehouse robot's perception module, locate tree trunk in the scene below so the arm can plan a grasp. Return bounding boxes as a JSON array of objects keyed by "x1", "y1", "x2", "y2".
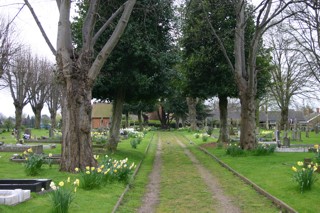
[
  {"x1": 32, "y1": 106, "x2": 42, "y2": 129},
  {"x1": 14, "y1": 105, "x2": 23, "y2": 141},
  {"x1": 49, "y1": 109, "x2": 57, "y2": 137},
  {"x1": 60, "y1": 76, "x2": 96, "y2": 172},
  {"x1": 186, "y1": 97, "x2": 198, "y2": 131},
  {"x1": 137, "y1": 110, "x2": 143, "y2": 131},
  {"x1": 239, "y1": 93, "x2": 257, "y2": 150},
  {"x1": 218, "y1": 95, "x2": 229, "y2": 143},
  {"x1": 108, "y1": 89, "x2": 125, "y2": 152},
  {"x1": 280, "y1": 107, "x2": 289, "y2": 131}
]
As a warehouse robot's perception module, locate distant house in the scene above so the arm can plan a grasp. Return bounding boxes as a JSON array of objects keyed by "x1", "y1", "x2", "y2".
[
  {"x1": 91, "y1": 103, "x2": 113, "y2": 129},
  {"x1": 208, "y1": 109, "x2": 307, "y2": 128}
]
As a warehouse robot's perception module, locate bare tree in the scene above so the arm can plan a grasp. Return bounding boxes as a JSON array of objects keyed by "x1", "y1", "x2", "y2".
[
  {"x1": 28, "y1": 56, "x2": 52, "y2": 129},
  {"x1": 2, "y1": 48, "x2": 33, "y2": 140},
  {"x1": 0, "y1": 16, "x2": 19, "y2": 79},
  {"x1": 23, "y1": 0, "x2": 136, "y2": 171},
  {"x1": 287, "y1": 1, "x2": 320, "y2": 85},
  {"x1": 45, "y1": 71, "x2": 61, "y2": 138},
  {"x1": 202, "y1": 0, "x2": 303, "y2": 149},
  {"x1": 267, "y1": 25, "x2": 314, "y2": 130}
]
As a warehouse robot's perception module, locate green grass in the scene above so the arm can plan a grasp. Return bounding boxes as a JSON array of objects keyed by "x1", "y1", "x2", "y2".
[
  {"x1": 202, "y1": 145, "x2": 319, "y2": 212},
  {"x1": 0, "y1": 129, "x2": 154, "y2": 213}
]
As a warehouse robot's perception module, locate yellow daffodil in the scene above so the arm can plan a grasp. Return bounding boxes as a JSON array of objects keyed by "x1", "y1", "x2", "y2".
[
  {"x1": 59, "y1": 181, "x2": 64, "y2": 187},
  {"x1": 97, "y1": 168, "x2": 102, "y2": 173},
  {"x1": 313, "y1": 166, "x2": 318, "y2": 172},
  {"x1": 74, "y1": 187, "x2": 77, "y2": 193},
  {"x1": 114, "y1": 169, "x2": 117, "y2": 173},
  {"x1": 297, "y1": 161, "x2": 304, "y2": 166},
  {"x1": 74, "y1": 179, "x2": 80, "y2": 186},
  {"x1": 25, "y1": 157, "x2": 28, "y2": 160},
  {"x1": 100, "y1": 165, "x2": 105, "y2": 169},
  {"x1": 292, "y1": 166, "x2": 297, "y2": 172},
  {"x1": 86, "y1": 166, "x2": 90, "y2": 170},
  {"x1": 23, "y1": 151, "x2": 27, "y2": 155},
  {"x1": 86, "y1": 171, "x2": 90, "y2": 175},
  {"x1": 314, "y1": 144, "x2": 319, "y2": 149},
  {"x1": 93, "y1": 155, "x2": 99, "y2": 160},
  {"x1": 75, "y1": 167, "x2": 79, "y2": 172},
  {"x1": 48, "y1": 153, "x2": 53, "y2": 157},
  {"x1": 67, "y1": 177, "x2": 70, "y2": 183},
  {"x1": 91, "y1": 167, "x2": 95, "y2": 171},
  {"x1": 308, "y1": 164, "x2": 312, "y2": 169},
  {"x1": 27, "y1": 148, "x2": 33, "y2": 153}
]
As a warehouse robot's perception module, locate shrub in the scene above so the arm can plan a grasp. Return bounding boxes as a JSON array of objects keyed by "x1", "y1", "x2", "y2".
[
  {"x1": 23, "y1": 148, "x2": 44, "y2": 176},
  {"x1": 49, "y1": 178, "x2": 79, "y2": 213},
  {"x1": 292, "y1": 161, "x2": 318, "y2": 193},
  {"x1": 130, "y1": 138, "x2": 140, "y2": 149},
  {"x1": 201, "y1": 133, "x2": 210, "y2": 142},
  {"x1": 194, "y1": 133, "x2": 200, "y2": 139},
  {"x1": 252, "y1": 144, "x2": 276, "y2": 156},
  {"x1": 226, "y1": 143, "x2": 245, "y2": 157}
]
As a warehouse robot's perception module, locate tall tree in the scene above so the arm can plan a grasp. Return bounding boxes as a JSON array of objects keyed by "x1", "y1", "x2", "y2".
[
  {"x1": 88, "y1": 0, "x2": 176, "y2": 150},
  {"x1": 2, "y1": 48, "x2": 33, "y2": 140},
  {"x1": 45, "y1": 70, "x2": 61, "y2": 137},
  {"x1": 203, "y1": 0, "x2": 302, "y2": 149},
  {"x1": 28, "y1": 57, "x2": 52, "y2": 129},
  {"x1": 24, "y1": 0, "x2": 136, "y2": 171},
  {"x1": 267, "y1": 25, "x2": 313, "y2": 130}
]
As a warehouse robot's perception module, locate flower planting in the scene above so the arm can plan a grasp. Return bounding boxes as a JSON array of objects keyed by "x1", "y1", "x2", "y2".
[
  {"x1": 226, "y1": 143, "x2": 245, "y2": 157},
  {"x1": 91, "y1": 132, "x2": 108, "y2": 144},
  {"x1": 23, "y1": 148, "x2": 44, "y2": 176},
  {"x1": 253, "y1": 144, "x2": 276, "y2": 156},
  {"x1": 292, "y1": 161, "x2": 318, "y2": 193},
  {"x1": 74, "y1": 155, "x2": 136, "y2": 189},
  {"x1": 49, "y1": 177, "x2": 79, "y2": 213}
]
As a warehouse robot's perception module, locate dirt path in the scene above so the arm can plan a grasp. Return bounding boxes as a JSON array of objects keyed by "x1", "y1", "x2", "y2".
[
  {"x1": 175, "y1": 137, "x2": 241, "y2": 213},
  {"x1": 137, "y1": 137, "x2": 162, "y2": 213},
  {"x1": 137, "y1": 132, "x2": 240, "y2": 213}
]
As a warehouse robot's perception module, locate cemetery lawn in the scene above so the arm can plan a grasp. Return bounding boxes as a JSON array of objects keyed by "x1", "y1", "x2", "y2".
[
  {"x1": 182, "y1": 130, "x2": 319, "y2": 213},
  {"x1": 0, "y1": 129, "x2": 155, "y2": 213}
]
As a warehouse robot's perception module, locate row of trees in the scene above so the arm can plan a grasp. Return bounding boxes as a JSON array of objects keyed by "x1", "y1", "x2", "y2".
[
  {"x1": 1, "y1": 0, "x2": 319, "y2": 172},
  {"x1": 0, "y1": 18, "x2": 61, "y2": 139}
]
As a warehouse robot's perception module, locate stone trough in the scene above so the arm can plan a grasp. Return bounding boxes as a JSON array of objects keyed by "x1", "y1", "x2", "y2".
[
  {"x1": 0, "y1": 179, "x2": 51, "y2": 193},
  {"x1": 0, "y1": 189, "x2": 30, "y2": 205}
]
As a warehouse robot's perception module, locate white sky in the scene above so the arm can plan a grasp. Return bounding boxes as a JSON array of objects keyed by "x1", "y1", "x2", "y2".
[{"x1": 0, "y1": 0, "x2": 59, "y2": 117}]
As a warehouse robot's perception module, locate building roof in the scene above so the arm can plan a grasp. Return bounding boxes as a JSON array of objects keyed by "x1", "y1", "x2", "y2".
[
  {"x1": 259, "y1": 110, "x2": 306, "y2": 122},
  {"x1": 208, "y1": 109, "x2": 306, "y2": 122},
  {"x1": 91, "y1": 103, "x2": 113, "y2": 118}
]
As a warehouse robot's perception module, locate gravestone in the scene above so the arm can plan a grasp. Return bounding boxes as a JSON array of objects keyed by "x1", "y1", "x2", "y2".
[
  {"x1": 275, "y1": 130, "x2": 281, "y2": 147},
  {"x1": 291, "y1": 130, "x2": 296, "y2": 140},
  {"x1": 297, "y1": 130, "x2": 301, "y2": 141},
  {"x1": 283, "y1": 137, "x2": 290, "y2": 147},
  {"x1": 306, "y1": 126, "x2": 309, "y2": 138},
  {"x1": 315, "y1": 125, "x2": 319, "y2": 134}
]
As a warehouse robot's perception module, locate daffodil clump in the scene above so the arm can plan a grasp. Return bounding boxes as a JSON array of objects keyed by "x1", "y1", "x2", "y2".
[
  {"x1": 23, "y1": 148, "x2": 44, "y2": 176},
  {"x1": 49, "y1": 177, "x2": 79, "y2": 213},
  {"x1": 292, "y1": 161, "x2": 318, "y2": 193},
  {"x1": 91, "y1": 131, "x2": 108, "y2": 144},
  {"x1": 194, "y1": 133, "x2": 200, "y2": 139},
  {"x1": 75, "y1": 164, "x2": 104, "y2": 190},
  {"x1": 100, "y1": 156, "x2": 136, "y2": 183},
  {"x1": 128, "y1": 131, "x2": 144, "y2": 149},
  {"x1": 253, "y1": 143, "x2": 276, "y2": 156},
  {"x1": 226, "y1": 143, "x2": 245, "y2": 157}
]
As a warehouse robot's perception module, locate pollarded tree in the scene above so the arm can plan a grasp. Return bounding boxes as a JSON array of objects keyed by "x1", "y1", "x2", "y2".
[
  {"x1": 2, "y1": 48, "x2": 33, "y2": 140},
  {"x1": 24, "y1": 0, "x2": 136, "y2": 171},
  {"x1": 28, "y1": 57, "x2": 52, "y2": 129},
  {"x1": 45, "y1": 71, "x2": 61, "y2": 137}
]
